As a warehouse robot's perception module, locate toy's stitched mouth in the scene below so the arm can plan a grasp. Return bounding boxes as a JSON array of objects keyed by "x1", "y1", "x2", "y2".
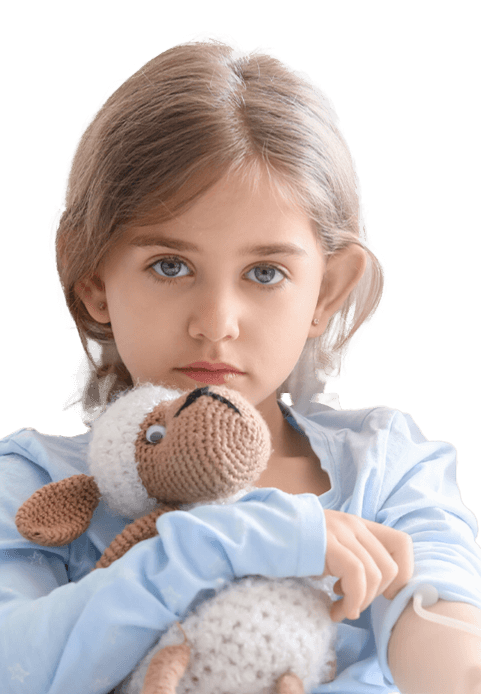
[{"x1": 174, "y1": 387, "x2": 242, "y2": 418}]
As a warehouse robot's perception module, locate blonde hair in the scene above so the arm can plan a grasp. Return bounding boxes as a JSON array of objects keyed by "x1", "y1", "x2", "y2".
[{"x1": 56, "y1": 40, "x2": 383, "y2": 419}]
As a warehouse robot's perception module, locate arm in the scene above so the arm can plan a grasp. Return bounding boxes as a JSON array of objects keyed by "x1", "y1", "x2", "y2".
[
  {"x1": 1, "y1": 486, "x2": 326, "y2": 694},
  {"x1": 388, "y1": 599, "x2": 481, "y2": 694},
  {"x1": 363, "y1": 408, "x2": 481, "y2": 694}
]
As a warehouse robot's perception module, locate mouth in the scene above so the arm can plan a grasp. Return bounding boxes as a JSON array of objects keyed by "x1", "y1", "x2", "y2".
[
  {"x1": 176, "y1": 368, "x2": 244, "y2": 385},
  {"x1": 179, "y1": 361, "x2": 244, "y2": 373}
]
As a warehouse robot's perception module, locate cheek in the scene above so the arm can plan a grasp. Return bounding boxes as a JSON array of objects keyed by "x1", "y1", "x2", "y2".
[
  {"x1": 105, "y1": 274, "x2": 162, "y2": 333},
  {"x1": 270, "y1": 291, "x2": 318, "y2": 351},
  {"x1": 272, "y1": 287, "x2": 318, "y2": 330},
  {"x1": 261, "y1": 308, "x2": 312, "y2": 359}
]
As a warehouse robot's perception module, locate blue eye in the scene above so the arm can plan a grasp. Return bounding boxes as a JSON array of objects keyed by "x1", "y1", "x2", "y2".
[
  {"x1": 149, "y1": 256, "x2": 287, "y2": 289},
  {"x1": 151, "y1": 258, "x2": 190, "y2": 279},
  {"x1": 145, "y1": 424, "x2": 166, "y2": 444},
  {"x1": 245, "y1": 266, "x2": 285, "y2": 286}
]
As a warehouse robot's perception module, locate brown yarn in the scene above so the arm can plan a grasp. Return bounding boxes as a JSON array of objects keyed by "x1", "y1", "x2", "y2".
[
  {"x1": 15, "y1": 474, "x2": 101, "y2": 546},
  {"x1": 326, "y1": 657, "x2": 337, "y2": 682},
  {"x1": 13, "y1": 385, "x2": 336, "y2": 692},
  {"x1": 95, "y1": 505, "x2": 178, "y2": 569},
  {"x1": 276, "y1": 671, "x2": 305, "y2": 694},
  {"x1": 141, "y1": 640, "x2": 191, "y2": 694},
  {"x1": 16, "y1": 386, "x2": 272, "y2": 575},
  {"x1": 135, "y1": 387, "x2": 272, "y2": 505}
]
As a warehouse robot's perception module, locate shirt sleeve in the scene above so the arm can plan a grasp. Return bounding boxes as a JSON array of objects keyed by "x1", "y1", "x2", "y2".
[
  {"x1": 369, "y1": 410, "x2": 481, "y2": 686},
  {"x1": 0, "y1": 449, "x2": 327, "y2": 694}
]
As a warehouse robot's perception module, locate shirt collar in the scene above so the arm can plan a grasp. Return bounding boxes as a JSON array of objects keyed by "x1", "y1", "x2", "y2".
[{"x1": 277, "y1": 398, "x2": 338, "y2": 503}]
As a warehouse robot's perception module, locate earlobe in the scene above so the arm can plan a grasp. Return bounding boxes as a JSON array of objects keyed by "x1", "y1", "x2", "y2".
[
  {"x1": 74, "y1": 274, "x2": 111, "y2": 324},
  {"x1": 312, "y1": 244, "x2": 367, "y2": 333}
]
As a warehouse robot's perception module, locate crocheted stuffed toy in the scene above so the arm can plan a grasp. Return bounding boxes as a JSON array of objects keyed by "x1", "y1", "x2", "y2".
[{"x1": 16, "y1": 384, "x2": 337, "y2": 694}]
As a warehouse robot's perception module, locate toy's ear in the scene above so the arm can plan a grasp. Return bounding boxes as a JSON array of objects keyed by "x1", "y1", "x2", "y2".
[{"x1": 15, "y1": 474, "x2": 101, "y2": 546}]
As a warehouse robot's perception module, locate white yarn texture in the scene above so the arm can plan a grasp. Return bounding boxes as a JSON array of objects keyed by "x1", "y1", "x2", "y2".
[
  {"x1": 117, "y1": 576, "x2": 336, "y2": 694},
  {"x1": 88, "y1": 383, "x2": 186, "y2": 519},
  {"x1": 88, "y1": 378, "x2": 336, "y2": 519}
]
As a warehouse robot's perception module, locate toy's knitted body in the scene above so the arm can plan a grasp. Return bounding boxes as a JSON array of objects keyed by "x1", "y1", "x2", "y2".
[
  {"x1": 16, "y1": 384, "x2": 337, "y2": 693},
  {"x1": 116, "y1": 576, "x2": 337, "y2": 694}
]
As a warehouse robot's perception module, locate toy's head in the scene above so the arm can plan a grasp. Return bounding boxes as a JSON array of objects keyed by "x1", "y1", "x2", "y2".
[
  {"x1": 16, "y1": 384, "x2": 272, "y2": 545},
  {"x1": 89, "y1": 383, "x2": 272, "y2": 518}
]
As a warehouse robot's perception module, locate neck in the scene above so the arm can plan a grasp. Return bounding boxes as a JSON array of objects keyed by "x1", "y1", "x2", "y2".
[{"x1": 256, "y1": 392, "x2": 306, "y2": 457}]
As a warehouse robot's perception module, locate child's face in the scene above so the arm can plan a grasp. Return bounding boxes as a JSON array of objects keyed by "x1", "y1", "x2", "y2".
[{"x1": 87, "y1": 170, "x2": 328, "y2": 416}]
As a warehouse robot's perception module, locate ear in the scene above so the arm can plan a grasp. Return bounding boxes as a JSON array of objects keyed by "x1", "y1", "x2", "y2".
[
  {"x1": 15, "y1": 474, "x2": 101, "y2": 546},
  {"x1": 310, "y1": 244, "x2": 367, "y2": 335},
  {"x1": 74, "y1": 273, "x2": 111, "y2": 324}
]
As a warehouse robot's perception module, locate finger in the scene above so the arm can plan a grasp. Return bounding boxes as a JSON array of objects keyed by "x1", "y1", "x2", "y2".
[
  {"x1": 324, "y1": 538, "x2": 367, "y2": 621},
  {"x1": 326, "y1": 527, "x2": 389, "y2": 618},
  {"x1": 361, "y1": 520, "x2": 414, "y2": 599},
  {"x1": 349, "y1": 523, "x2": 400, "y2": 610},
  {"x1": 327, "y1": 519, "x2": 394, "y2": 614},
  {"x1": 330, "y1": 598, "x2": 347, "y2": 623},
  {"x1": 333, "y1": 580, "x2": 343, "y2": 595}
]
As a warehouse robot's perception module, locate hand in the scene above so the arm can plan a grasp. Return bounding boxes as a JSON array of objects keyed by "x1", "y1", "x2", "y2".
[{"x1": 321, "y1": 510, "x2": 414, "y2": 622}]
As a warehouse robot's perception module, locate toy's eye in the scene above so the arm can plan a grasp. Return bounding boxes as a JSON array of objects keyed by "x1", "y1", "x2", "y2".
[{"x1": 145, "y1": 424, "x2": 166, "y2": 444}]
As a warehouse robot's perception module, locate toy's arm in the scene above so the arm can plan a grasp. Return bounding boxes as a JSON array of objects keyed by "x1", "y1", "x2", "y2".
[
  {"x1": 95, "y1": 504, "x2": 178, "y2": 569},
  {"x1": 388, "y1": 598, "x2": 481, "y2": 694},
  {"x1": 15, "y1": 474, "x2": 100, "y2": 545}
]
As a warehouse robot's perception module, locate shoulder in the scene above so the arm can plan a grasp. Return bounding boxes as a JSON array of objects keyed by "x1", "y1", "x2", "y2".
[
  {"x1": 288, "y1": 401, "x2": 407, "y2": 448},
  {"x1": 292, "y1": 399, "x2": 444, "y2": 440},
  {"x1": 289, "y1": 402, "x2": 456, "y2": 483},
  {"x1": 0, "y1": 428, "x2": 92, "y2": 548},
  {"x1": 0, "y1": 427, "x2": 92, "y2": 491}
]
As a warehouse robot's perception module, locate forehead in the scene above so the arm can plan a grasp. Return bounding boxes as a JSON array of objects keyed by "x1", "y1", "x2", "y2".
[{"x1": 123, "y1": 169, "x2": 323, "y2": 256}]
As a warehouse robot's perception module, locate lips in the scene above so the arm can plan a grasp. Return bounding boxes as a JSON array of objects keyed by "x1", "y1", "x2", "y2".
[
  {"x1": 177, "y1": 368, "x2": 243, "y2": 385},
  {"x1": 179, "y1": 361, "x2": 244, "y2": 374},
  {"x1": 176, "y1": 362, "x2": 244, "y2": 386}
]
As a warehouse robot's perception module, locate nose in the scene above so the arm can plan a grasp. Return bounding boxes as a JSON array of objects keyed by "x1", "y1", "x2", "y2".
[
  {"x1": 174, "y1": 387, "x2": 242, "y2": 418},
  {"x1": 188, "y1": 286, "x2": 240, "y2": 342}
]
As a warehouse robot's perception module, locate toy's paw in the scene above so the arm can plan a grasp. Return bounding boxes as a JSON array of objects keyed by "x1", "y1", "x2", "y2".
[
  {"x1": 326, "y1": 656, "x2": 337, "y2": 682},
  {"x1": 16, "y1": 474, "x2": 100, "y2": 546},
  {"x1": 276, "y1": 671, "x2": 304, "y2": 693}
]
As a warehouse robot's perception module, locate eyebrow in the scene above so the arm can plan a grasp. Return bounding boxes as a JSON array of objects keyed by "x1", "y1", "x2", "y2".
[{"x1": 129, "y1": 234, "x2": 308, "y2": 258}]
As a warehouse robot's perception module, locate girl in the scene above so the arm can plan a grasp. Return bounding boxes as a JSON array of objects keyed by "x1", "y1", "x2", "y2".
[{"x1": 1, "y1": 40, "x2": 480, "y2": 694}]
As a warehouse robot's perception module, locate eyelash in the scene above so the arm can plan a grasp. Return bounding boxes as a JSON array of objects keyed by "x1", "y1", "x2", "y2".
[{"x1": 148, "y1": 256, "x2": 288, "y2": 291}]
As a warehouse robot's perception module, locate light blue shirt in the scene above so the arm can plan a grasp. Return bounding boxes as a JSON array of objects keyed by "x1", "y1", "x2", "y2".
[{"x1": 1, "y1": 401, "x2": 480, "y2": 693}]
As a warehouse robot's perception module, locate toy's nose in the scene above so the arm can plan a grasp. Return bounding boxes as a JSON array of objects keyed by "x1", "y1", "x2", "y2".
[{"x1": 174, "y1": 387, "x2": 242, "y2": 418}]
